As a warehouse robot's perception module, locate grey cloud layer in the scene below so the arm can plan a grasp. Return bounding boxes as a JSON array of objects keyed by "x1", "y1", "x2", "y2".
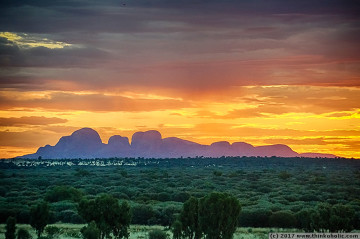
[{"x1": 1, "y1": 0, "x2": 359, "y2": 92}]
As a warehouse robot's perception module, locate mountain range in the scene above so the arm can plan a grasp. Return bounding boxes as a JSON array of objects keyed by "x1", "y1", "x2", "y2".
[{"x1": 18, "y1": 128, "x2": 337, "y2": 159}]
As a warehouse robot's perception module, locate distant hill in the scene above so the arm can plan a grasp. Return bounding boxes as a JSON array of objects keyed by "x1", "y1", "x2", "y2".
[{"x1": 18, "y1": 128, "x2": 337, "y2": 159}]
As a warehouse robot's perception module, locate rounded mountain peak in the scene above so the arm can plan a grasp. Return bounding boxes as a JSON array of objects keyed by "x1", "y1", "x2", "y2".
[
  {"x1": 131, "y1": 130, "x2": 162, "y2": 147},
  {"x1": 71, "y1": 128, "x2": 102, "y2": 144},
  {"x1": 108, "y1": 135, "x2": 130, "y2": 146},
  {"x1": 132, "y1": 130, "x2": 161, "y2": 142}
]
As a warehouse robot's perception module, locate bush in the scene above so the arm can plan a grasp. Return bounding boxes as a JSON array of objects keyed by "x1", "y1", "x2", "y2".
[
  {"x1": 157, "y1": 192, "x2": 171, "y2": 202},
  {"x1": 30, "y1": 201, "x2": 50, "y2": 238},
  {"x1": 81, "y1": 221, "x2": 100, "y2": 239},
  {"x1": 295, "y1": 209, "x2": 313, "y2": 231},
  {"x1": 310, "y1": 203, "x2": 355, "y2": 232},
  {"x1": 172, "y1": 192, "x2": 190, "y2": 203},
  {"x1": 148, "y1": 229, "x2": 168, "y2": 239},
  {"x1": 17, "y1": 228, "x2": 32, "y2": 239},
  {"x1": 45, "y1": 226, "x2": 61, "y2": 239},
  {"x1": 238, "y1": 209, "x2": 271, "y2": 227},
  {"x1": 131, "y1": 204, "x2": 155, "y2": 225},
  {"x1": 171, "y1": 220, "x2": 182, "y2": 239},
  {"x1": 199, "y1": 192, "x2": 241, "y2": 239},
  {"x1": 78, "y1": 194, "x2": 131, "y2": 239},
  {"x1": 74, "y1": 169, "x2": 91, "y2": 177},
  {"x1": 213, "y1": 170, "x2": 223, "y2": 177},
  {"x1": 179, "y1": 197, "x2": 201, "y2": 239},
  {"x1": 279, "y1": 171, "x2": 291, "y2": 180},
  {"x1": 17, "y1": 209, "x2": 30, "y2": 224},
  {"x1": 157, "y1": 206, "x2": 180, "y2": 227},
  {"x1": 269, "y1": 211, "x2": 297, "y2": 228},
  {"x1": 38, "y1": 236, "x2": 51, "y2": 239},
  {"x1": 45, "y1": 186, "x2": 83, "y2": 202},
  {"x1": 64, "y1": 230, "x2": 81, "y2": 238},
  {"x1": 6, "y1": 216, "x2": 16, "y2": 239}
]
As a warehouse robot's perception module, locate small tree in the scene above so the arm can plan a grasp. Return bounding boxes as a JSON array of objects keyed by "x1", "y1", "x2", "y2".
[
  {"x1": 198, "y1": 192, "x2": 241, "y2": 239},
  {"x1": 30, "y1": 202, "x2": 50, "y2": 238},
  {"x1": 179, "y1": 197, "x2": 201, "y2": 239},
  {"x1": 6, "y1": 216, "x2": 17, "y2": 239},
  {"x1": 171, "y1": 220, "x2": 182, "y2": 239},
  {"x1": 329, "y1": 204, "x2": 354, "y2": 232},
  {"x1": 310, "y1": 203, "x2": 355, "y2": 232},
  {"x1": 78, "y1": 194, "x2": 131, "y2": 239},
  {"x1": 17, "y1": 228, "x2": 32, "y2": 239},
  {"x1": 81, "y1": 221, "x2": 100, "y2": 239},
  {"x1": 295, "y1": 209, "x2": 314, "y2": 232},
  {"x1": 310, "y1": 203, "x2": 331, "y2": 232},
  {"x1": 112, "y1": 201, "x2": 132, "y2": 239}
]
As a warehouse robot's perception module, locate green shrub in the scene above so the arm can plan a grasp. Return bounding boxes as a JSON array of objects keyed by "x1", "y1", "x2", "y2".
[
  {"x1": 38, "y1": 236, "x2": 51, "y2": 239},
  {"x1": 30, "y1": 201, "x2": 50, "y2": 238},
  {"x1": 213, "y1": 170, "x2": 223, "y2": 177},
  {"x1": 17, "y1": 228, "x2": 32, "y2": 239},
  {"x1": 310, "y1": 203, "x2": 355, "y2": 232},
  {"x1": 239, "y1": 209, "x2": 271, "y2": 227},
  {"x1": 81, "y1": 221, "x2": 100, "y2": 239},
  {"x1": 171, "y1": 220, "x2": 182, "y2": 239},
  {"x1": 199, "y1": 192, "x2": 241, "y2": 239},
  {"x1": 45, "y1": 226, "x2": 61, "y2": 239},
  {"x1": 269, "y1": 211, "x2": 297, "y2": 228},
  {"x1": 131, "y1": 204, "x2": 155, "y2": 225},
  {"x1": 78, "y1": 194, "x2": 131, "y2": 239},
  {"x1": 148, "y1": 229, "x2": 168, "y2": 239},
  {"x1": 6, "y1": 216, "x2": 16, "y2": 239},
  {"x1": 278, "y1": 171, "x2": 291, "y2": 180},
  {"x1": 45, "y1": 186, "x2": 83, "y2": 202},
  {"x1": 64, "y1": 230, "x2": 81, "y2": 238}
]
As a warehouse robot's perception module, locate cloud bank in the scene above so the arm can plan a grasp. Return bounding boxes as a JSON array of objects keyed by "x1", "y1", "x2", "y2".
[{"x1": 0, "y1": 0, "x2": 359, "y2": 158}]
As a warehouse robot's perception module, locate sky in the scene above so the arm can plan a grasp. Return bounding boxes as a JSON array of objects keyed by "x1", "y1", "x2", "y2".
[{"x1": 0, "y1": 0, "x2": 360, "y2": 158}]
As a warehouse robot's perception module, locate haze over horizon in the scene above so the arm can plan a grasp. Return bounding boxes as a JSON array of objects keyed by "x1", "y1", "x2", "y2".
[{"x1": 1, "y1": 0, "x2": 360, "y2": 158}]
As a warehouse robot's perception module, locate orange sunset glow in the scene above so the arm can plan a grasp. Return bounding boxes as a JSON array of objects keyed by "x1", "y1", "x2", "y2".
[{"x1": 1, "y1": 1, "x2": 360, "y2": 158}]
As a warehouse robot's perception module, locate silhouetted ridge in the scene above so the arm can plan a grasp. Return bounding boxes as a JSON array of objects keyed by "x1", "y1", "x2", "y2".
[
  {"x1": 131, "y1": 130, "x2": 163, "y2": 158},
  {"x1": 32, "y1": 128, "x2": 104, "y2": 159},
  {"x1": 108, "y1": 135, "x2": 130, "y2": 147},
  {"x1": 254, "y1": 144, "x2": 298, "y2": 157},
  {"x1": 103, "y1": 135, "x2": 131, "y2": 157},
  {"x1": 18, "y1": 128, "x2": 337, "y2": 159}
]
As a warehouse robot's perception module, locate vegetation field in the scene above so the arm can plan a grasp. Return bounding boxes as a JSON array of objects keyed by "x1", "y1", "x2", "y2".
[
  {"x1": 1, "y1": 157, "x2": 360, "y2": 236},
  {"x1": 0, "y1": 223, "x2": 302, "y2": 239}
]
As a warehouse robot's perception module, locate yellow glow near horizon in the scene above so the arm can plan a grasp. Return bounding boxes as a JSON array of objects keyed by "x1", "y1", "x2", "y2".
[{"x1": 1, "y1": 85, "x2": 360, "y2": 159}]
